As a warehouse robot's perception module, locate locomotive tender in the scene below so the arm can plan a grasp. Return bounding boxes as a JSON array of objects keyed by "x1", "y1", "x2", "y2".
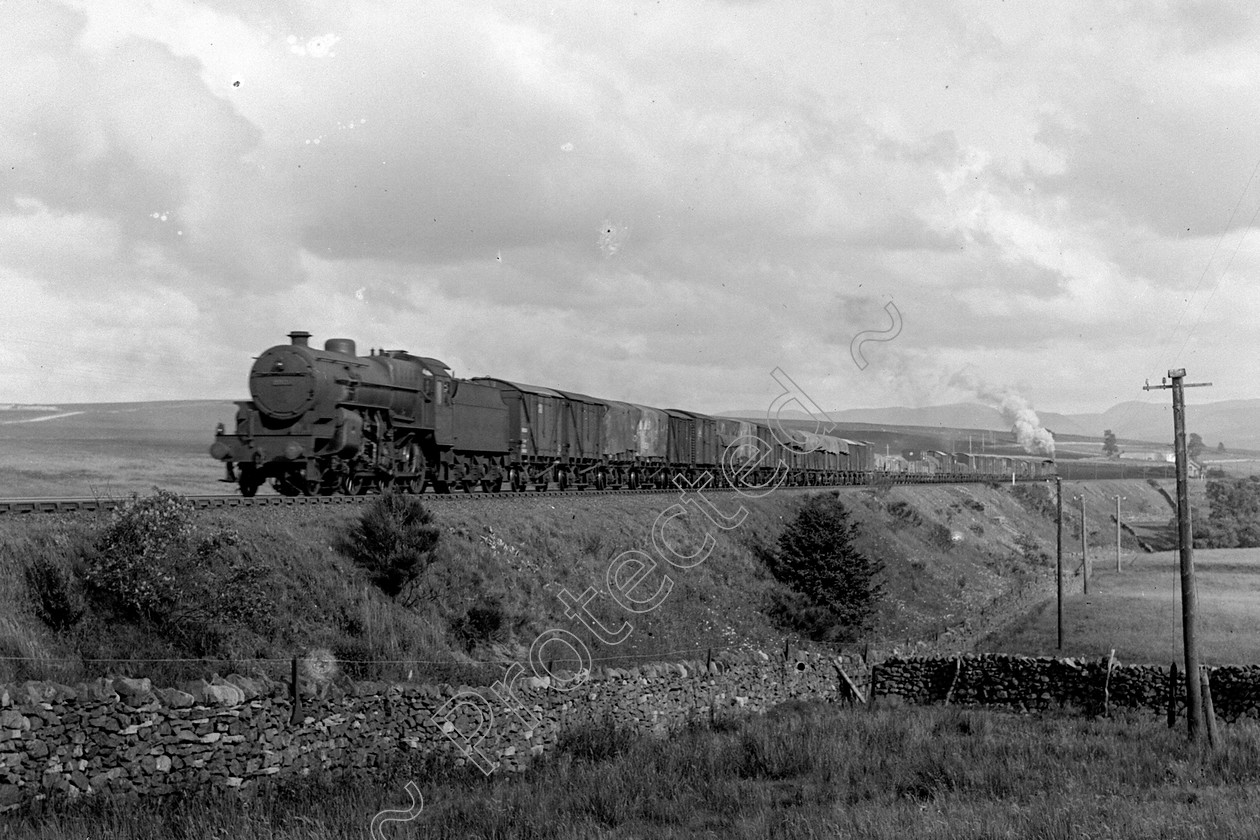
[{"x1": 210, "y1": 331, "x2": 1056, "y2": 497}]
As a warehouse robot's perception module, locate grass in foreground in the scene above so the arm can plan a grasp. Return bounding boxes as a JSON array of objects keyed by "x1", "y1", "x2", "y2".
[{"x1": 7, "y1": 702, "x2": 1260, "y2": 839}]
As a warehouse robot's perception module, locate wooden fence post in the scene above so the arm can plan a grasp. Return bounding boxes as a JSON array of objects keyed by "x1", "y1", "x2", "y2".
[
  {"x1": 1201, "y1": 668, "x2": 1220, "y2": 748},
  {"x1": 1167, "y1": 662, "x2": 1178, "y2": 729},
  {"x1": 834, "y1": 660, "x2": 866, "y2": 707},
  {"x1": 289, "y1": 656, "x2": 301, "y2": 725},
  {"x1": 1102, "y1": 649, "x2": 1116, "y2": 717},
  {"x1": 943, "y1": 655, "x2": 963, "y2": 707}
]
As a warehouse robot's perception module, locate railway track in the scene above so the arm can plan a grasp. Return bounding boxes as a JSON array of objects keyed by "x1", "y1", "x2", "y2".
[
  {"x1": 0, "y1": 486, "x2": 706, "y2": 515},
  {"x1": 0, "y1": 475, "x2": 1056, "y2": 516}
]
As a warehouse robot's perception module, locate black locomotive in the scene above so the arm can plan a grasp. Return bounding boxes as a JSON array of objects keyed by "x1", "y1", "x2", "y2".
[{"x1": 210, "y1": 331, "x2": 511, "y2": 496}]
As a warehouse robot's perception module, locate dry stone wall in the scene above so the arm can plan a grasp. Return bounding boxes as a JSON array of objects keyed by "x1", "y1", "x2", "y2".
[
  {"x1": 874, "y1": 652, "x2": 1260, "y2": 721},
  {"x1": 0, "y1": 650, "x2": 869, "y2": 812}
]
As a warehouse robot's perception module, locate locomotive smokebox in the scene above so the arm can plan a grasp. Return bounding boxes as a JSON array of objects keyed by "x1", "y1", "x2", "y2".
[
  {"x1": 288, "y1": 330, "x2": 312, "y2": 347},
  {"x1": 325, "y1": 338, "x2": 357, "y2": 356}
]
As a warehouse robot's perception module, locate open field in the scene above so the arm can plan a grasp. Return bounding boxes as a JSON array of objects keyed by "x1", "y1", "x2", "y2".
[
  {"x1": 0, "y1": 401, "x2": 238, "y2": 499},
  {"x1": 986, "y1": 547, "x2": 1260, "y2": 666},
  {"x1": 7, "y1": 702, "x2": 1260, "y2": 839}
]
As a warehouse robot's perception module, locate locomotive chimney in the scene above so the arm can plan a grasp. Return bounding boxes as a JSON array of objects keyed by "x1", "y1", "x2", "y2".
[{"x1": 288, "y1": 331, "x2": 311, "y2": 347}]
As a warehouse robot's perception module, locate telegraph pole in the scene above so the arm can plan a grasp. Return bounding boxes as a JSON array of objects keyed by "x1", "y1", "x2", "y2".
[
  {"x1": 1115, "y1": 495, "x2": 1124, "y2": 573},
  {"x1": 1056, "y1": 476, "x2": 1064, "y2": 649},
  {"x1": 1079, "y1": 495, "x2": 1089, "y2": 595},
  {"x1": 1144, "y1": 369, "x2": 1212, "y2": 741}
]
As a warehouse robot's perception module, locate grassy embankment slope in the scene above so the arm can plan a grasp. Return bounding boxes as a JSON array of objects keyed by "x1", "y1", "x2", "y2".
[{"x1": 0, "y1": 477, "x2": 1174, "y2": 688}]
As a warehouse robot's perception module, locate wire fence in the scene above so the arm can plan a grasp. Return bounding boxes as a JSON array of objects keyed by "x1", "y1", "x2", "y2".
[{"x1": 0, "y1": 633, "x2": 964, "y2": 691}]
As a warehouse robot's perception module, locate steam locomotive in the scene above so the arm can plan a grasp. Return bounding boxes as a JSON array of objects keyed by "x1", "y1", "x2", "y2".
[{"x1": 209, "y1": 331, "x2": 1056, "y2": 497}]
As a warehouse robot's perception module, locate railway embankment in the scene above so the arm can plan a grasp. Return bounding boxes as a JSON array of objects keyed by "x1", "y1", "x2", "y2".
[{"x1": 0, "y1": 478, "x2": 1179, "y2": 691}]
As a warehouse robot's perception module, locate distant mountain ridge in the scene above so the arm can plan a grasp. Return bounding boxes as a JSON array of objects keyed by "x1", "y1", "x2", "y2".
[{"x1": 720, "y1": 398, "x2": 1260, "y2": 450}]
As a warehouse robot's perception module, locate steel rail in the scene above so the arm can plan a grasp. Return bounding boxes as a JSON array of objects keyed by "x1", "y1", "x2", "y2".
[{"x1": 0, "y1": 474, "x2": 1056, "y2": 516}]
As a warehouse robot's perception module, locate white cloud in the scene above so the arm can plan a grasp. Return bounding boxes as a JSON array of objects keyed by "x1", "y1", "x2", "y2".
[{"x1": 1, "y1": 0, "x2": 1258, "y2": 413}]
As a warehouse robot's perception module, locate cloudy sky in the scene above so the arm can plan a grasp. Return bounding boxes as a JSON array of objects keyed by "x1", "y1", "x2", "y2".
[{"x1": 4, "y1": 0, "x2": 1259, "y2": 418}]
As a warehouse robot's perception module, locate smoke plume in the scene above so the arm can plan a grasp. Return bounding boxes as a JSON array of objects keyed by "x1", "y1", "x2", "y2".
[{"x1": 949, "y1": 372, "x2": 1056, "y2": 457}]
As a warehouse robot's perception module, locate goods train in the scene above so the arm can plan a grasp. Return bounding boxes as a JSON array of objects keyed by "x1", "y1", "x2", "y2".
[{"x1": 209, "y1": 331, "x2": 1056, "y2": 497}]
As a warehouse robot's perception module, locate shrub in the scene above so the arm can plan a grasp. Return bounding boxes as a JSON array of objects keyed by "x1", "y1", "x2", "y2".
[
  {"x1": 928, "y1": 523, "x2": 957, "y2": 552},
  {"x1": 763, "y1": 493, "x2": 886, "y2": 642},
  {"x1": 1010, "y1": 484, "x2": 1057, "y2": 520},
  {"x1": 341, "y1": 492, "x2": 440, "y2": 596},
  {"x1": 450, "y1": 597, "x2": 507, "y2": 651},
  {"x1": 887, "y1": 500, "x2": 924, "y2": 527},
  {"x1": 83, "y1": 489, "x2": 196, "y2": 621},
  {"x1": 1014, "y1": 533, "x2": 1050, "y2": 565},
  {"x1": 81, "y1": 490, "x2": 275, "y2": 655},
  {"x1": 24, "y1": 556, "x2": 85, "y2": 632},
  {"x1": 1197, "y1": 476, "x2": 1260, "y2": 548}
]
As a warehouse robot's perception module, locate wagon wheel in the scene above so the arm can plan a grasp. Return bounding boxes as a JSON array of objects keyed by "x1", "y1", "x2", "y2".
[
  {"x1": 509, "y1": 467, "x2": 525, "y2": 492},
  {"x1": 628, "y1": 469, "x2": 639, "y2": 490},
  {"x1": 318, "y1": 472, "x2": 340, "y2": 496},
  {"x1": 340, "y1": 472, "x2": 366, "y2": 496},
  {"x1": 557, "y1": 470, "x2": 569, "y2": 491},
  {"x1": 398, "y1": 444, "x2": 425, "y2": 494},
  {"x1": 272, "y1": 475, "x2": 301, "y2": 497},
  {"x1": 461, "y1": 479, "x2": 474, "y2": 493},
  {"x1": 238, "y1": 465, "x2": 262, "y2": 498},
  {"x1": 594, "y1": 471, "x2": 607, "y2": 491}
]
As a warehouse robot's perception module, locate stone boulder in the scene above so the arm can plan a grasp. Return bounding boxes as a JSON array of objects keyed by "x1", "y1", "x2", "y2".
[
  {"x1": 222, "y1": 674, "x2": 264, "y2": 701},
  {"x1": 114, "y1": 677, "x2": 155, "y2": 706},
  {"x1": 76, "y1": 678, "x2": 119, "y2": 703},
  {"x1": 155, "y1": 687, "x2": 195, "y2": 709},
  {"x1": 184, "y1": 679, "x2": 245, "y2": 707}
]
